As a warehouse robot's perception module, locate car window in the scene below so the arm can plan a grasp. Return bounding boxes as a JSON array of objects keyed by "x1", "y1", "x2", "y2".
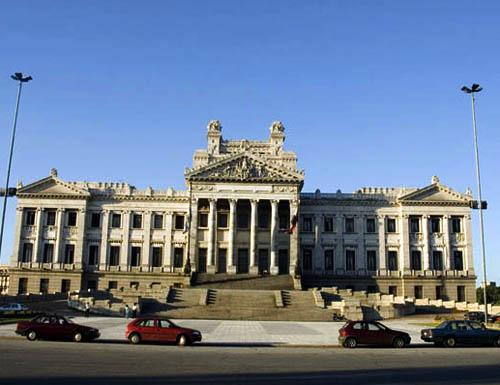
[
  {"x1": 367, "y1": 323, "x2": 382, "y2": 331},
  {"x1": 158, "y1": 320, "x2": 172, "y2": 328},
  {"x1": 141, "y1": 319, "x2": 156, "y2": 327},
  {"x1": 469, "y1": 322, "x2": 483, "y2": 330},
  {"x1": 352, "y1": 322, "x2": 363, "y2": 330},
  {"x1": 374, "y1": 322, "x2": 388, "y2": 330},
  {"x1": 435, "y1": 322, "x2": 449, "y2": 329},
  {"x1": 456, "y1": 322, "x2": 468, "y2": 331},
  {"x1": 36, "y1": 316, "x2": 50, "y2": 324}
]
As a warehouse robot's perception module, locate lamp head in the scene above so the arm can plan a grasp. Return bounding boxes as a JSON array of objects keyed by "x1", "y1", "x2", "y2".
[
  {"x1": 461, "y1": 84, "x2": 482, "y2": 94},
  {"x1": 10, "y1": 72, "x2": 32, "y2": 83}
]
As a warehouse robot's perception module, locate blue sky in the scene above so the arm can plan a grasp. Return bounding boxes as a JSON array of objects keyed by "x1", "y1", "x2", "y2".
[{"x1": 0, "y1": 1, "x2": 499, "y2": 282}]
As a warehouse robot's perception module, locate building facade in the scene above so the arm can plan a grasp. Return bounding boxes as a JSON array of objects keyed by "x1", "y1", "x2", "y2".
[{"x1": 8, "y1": 121, "x2": 476, "y2": 301}]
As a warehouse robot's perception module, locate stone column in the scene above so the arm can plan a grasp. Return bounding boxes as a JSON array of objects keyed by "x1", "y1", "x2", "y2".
[
  {"x1": 11, "y1": 207, "x2": 24, "y2": 266},
  {"x1": 464, "y1": 214, "x2": 474, "y2": 273},
  {"x1": 99, "y1": 210, "x2": 110, "y2": 269},
  {"x1": 290, "y1": 199, "x2": 300, "y2": 275},
  {"x1": 399, "y1": 214, "x2": 410, "y2": 274},
  {"x1": 227, "y1": 199, "x2": 237, "y2": 274},
  {"x1": 207, "y1": 199, "x2": 216, "y2": 274},
  {"x1": 377, "y1": 215, "x2": 386, "y2": 273},
  {"x1": 54, "y1": 208, "x2": 65, "y2": 267},
  {"x1": 270, "y1": 200, "x2": 279, "y2": 275},
  {"x1": 142, "y1": 211, "x2": 152, "y2": 271},
  {"x1": 164, "y1": 211, "x2": 173, "y2": 271},
  {"x1": 74, "y1": 208, "x2": 86, "y2": 269},
  {"x1": 249, "y1": 199, "x2": 258, "y2": 274},
  {"x1": 120, "y1": 211, "x2": 131, "y2": 270},
  {"x1": 335, "y1": 215, "x2": 344, "y2": 274},
  {"x1": 188, "y1": 199, "x2": 198, "y2": 272},
  {"x1": 443, "y1": 215, "x2": 452, "y2": 270},
  {"x1": 33, "y1": 208, "x2": 44, "y2": 265},
  {"x1": 422, "y1": 215, "x2": 430, "y2": 271},
  {"x1": 357, "y1": 215, "x2": 366, "y2": 272}
]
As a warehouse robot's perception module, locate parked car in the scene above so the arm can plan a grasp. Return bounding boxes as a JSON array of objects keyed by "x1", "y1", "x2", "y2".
[
  {"x1": 464, "y1": 311, "x2": 498, "y2": 323},
  {"x1": 338, "y1": 321, "x2": 411, "y2": 348},
  {"x1": 15, "y1": 314, "x2": 100, "y2": 342},
  {"x1": 0, "y1": 303, "x2": 29, "y2": 314},
  {"x1": 490, "y1": 313, "x2": 500, "y2": 324},
  {"x1": 126, "y1": 317, "x2": 202, "y2": 346},
  {"x1": 421, "y1": 320, "x2": 500, "y2": 347}
]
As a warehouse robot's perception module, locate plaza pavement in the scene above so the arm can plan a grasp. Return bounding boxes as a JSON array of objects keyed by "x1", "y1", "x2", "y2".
[{"x1": 0, "y1": 316, "x2": 432, "y2": 346}]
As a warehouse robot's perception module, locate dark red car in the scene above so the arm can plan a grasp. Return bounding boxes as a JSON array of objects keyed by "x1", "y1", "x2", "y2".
[
  {"x1": 339, "y1": 321, "x2": 411, "y2": 348},
  {"x1": 16, "y1": 314, "x2": 100, "y2": 342},
  {"x1": 126, "y1": 317, "x2": 202, "y2": 346}
]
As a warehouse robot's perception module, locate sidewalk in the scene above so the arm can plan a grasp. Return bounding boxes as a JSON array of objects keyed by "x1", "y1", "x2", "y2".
[{"x1": 0, "y1": 316, "x2": 430, "y2": 346}]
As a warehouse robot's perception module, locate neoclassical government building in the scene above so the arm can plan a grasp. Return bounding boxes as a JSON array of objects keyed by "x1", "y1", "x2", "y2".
[{"x1": 8, "y1": 121, "x2": 476, "y2": 301}]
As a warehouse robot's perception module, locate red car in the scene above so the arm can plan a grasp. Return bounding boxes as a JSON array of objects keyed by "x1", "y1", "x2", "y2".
[
  {"x1": 339, "y1": 321, "x2": 411, "y2": 348},
  {"x1": 126, "y1": 317, "x2": 202, "y2": 346},
  {"x1": 16, "y1": 314, "x2": 100, "y2": 342}
]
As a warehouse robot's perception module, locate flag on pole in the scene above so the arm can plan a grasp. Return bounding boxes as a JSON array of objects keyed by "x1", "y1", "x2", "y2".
[
  {"x1": 183, "y1": 214, "x2": 190, "y2": 233},
  {"x1": 281, "y1": 211, "x2": 298, "y2": 234}
]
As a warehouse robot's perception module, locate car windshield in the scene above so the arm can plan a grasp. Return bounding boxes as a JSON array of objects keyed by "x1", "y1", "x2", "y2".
[
  {"x1": 374, "y1": 322, "x2": 388, "y2": 330},
  {"x1": 435, "y1": 322, "x2": 449, "y2": 329}
]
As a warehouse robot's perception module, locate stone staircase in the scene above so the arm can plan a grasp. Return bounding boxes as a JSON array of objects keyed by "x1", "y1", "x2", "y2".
[{"x1": 192, "y1": 273, "x2": 295, "y2": 290}]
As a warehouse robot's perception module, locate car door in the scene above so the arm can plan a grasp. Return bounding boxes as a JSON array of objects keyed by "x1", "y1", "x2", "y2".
[
  {"x1": 34, "y1": 316, "x2": 52, "y2": 338},
  {"x1": 453, "y1": 321, "x2": 470, "y2": 344},
  {"x1": 158, "y1": 319, "x2": 177, "y2": 342},
  {"x1": 350, "y1": 322, "x2": 366, "y2": 344},
  {"x1": 365, "y1": 322, "x2": 387, "y2": 345},
  {"x1": 138, "y1": 319, "x2": 157, "y2": 341},
  {"x1": 468, "y1": 322, "x2": 490, "y2": 345}
]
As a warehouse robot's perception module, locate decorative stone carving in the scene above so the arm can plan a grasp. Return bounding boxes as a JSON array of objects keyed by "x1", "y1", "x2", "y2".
[
  {"x1": 207, "y1": 120, "x2": 222, "y2": 133},
  {"x1": 431, "y1": 175, "x2": 440, "y2": 184},
  {"x1": 270, "y1": 121, "x2": 285, "y2": 134}
]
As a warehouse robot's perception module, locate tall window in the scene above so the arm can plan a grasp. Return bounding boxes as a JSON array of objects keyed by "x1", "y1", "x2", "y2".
[
  {"x1": 366, "y1": 218, "x2": 376, "y2": 233},
  {"x1": 324, "y1": 249, "x2": 334, "y2": 271},
  {"x1": 173, "y1": 247, "x2": 184, "y2": 268},
  {"x1": 111, "y1": 213, "x2": 121, "y2": 228},
  {"x1": 436, "y1": 285, "x2": 444, "y2": 300},
  {"x1": 414, "y1": 285, "x2": 423, "y2": 299},
  {"x1": 409, "y1": 217, "x2": 420, "y2": 233},
  {"x1": 25, "y1": 210, "x2": 36, "y2": 226},
  {"x1": 39, "y1": 278, "x2": 49, "y2": 294},
  {"x1": 279, "y1": 212, "x2": 289, "y2": 231},
  {"x1": 88, "y1": 245, "x2": 99, "y2": 266},
  {"x1": 410, "y1": 250, "x2": 422, "y2": 271},
  {"x1": 302, "y1": 217, "x2": 313, "y2": 232},
  {"x1": 64, "y1": 244, "x2": 75, "y2": 264},
  {"x1": 386, "y1": 218, "x2": 396, "y2": 233},
  {"x1": 217, "y1": 213, "x2": 228, "y2": 228},
  {"x1": 109, "y1": 246, "x2": 120, "y2": 266},
  {"x1": 198, "y1": 213, "x2": 208, "y2": 228},
  {"x1": 18, "y1": 278, "x2": 28, "y2": 294},
  {"x1": 432, "y1": 250, "x2": 443, "y2": 270},
  {"x1": 153, "y1": 214, "x2": 164, "y2": 229},
  {"x1": 90, "y1": 213, "x2": 101, "y2": 228},
  {"x1": 388, "y1": 250, "x2": 398, "y2": 271},
  {"x1": 431, "y1": 217, "x2": 441, "y2": 233},
  {"x1": 451, "y1": 217, "x2": 462, "y2": 233},
  {"x1": 324, "y1": 217, "x2": 334, "y2": 233},
  {"x1": 42, "y1": 244, "x2": 54, "y2": 263},
  {"x1": 46, "y1": 210, "x2": 56, "y2": 226},
  {"x1": 344, "y1": 217, "x2": 355, "y2": 233},
  {"x1": 302, "y1": 249, "x2": 313, "y2": 270},
  {"x1": 453, "y1": 250, "x2": 464, "y2": 271},
  {"x1": 457, "y1": 286, "x2": 466, "y2": 302},
  {"x1": 132, "y1": 214, "x2": 142, "y2": 229},
  {"x1": 258, "y1": 212, "x2": 269, "y2": 229},
  {"x1": 67, "y1": 211, "x2": 77, "y2": 227},
  {"x1": 367, "y1": 250, "x2": 377, "y2": 271},
  {"x1": 152, "y1": 247, "x2": 163, "y2": 267},
  {"x1": 130, "y1": 247, "x2": 141, "y2": 266},
  {"x1": 237, "y1": 212, "x2": 249, "y2": 229},
  {"x1": 21, "y1": 243, "x2": 33, "y2": 262},
  {"x1": 345, "y1": 249, "x2": 356, "y2": 271},
  {"x1": 174, "y1": 215, "x2": 185, "y2": 230},
  {"x1": 61, "y1": 279, "x2": 71, "y2": 293}
]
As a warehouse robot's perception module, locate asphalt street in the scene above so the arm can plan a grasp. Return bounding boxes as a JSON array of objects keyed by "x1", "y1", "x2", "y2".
[{"x1": 1, "y1": 338, "x2": 499, "y2": 385}]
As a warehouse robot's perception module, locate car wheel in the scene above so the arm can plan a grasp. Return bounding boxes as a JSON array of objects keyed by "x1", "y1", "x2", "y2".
[
  {"x1": 392, "y1": 337, "x2": 405, "y2": 348},
  {"x1": 73, "y1": 332, "x2": 83, "y2": 343},
  {"x1": 444, "y1": 336, "x2": 456, "y2": 348},
  {"x1": 177, "y1": 334, "x2": 189, "y2": 346},
  {"x1": 343, "y1": 337, "x2": 357, "y2": 349},
  {"x1": 494, "y1": 336, "x2": 500, "y2": 347},
  {"x1": 26, "y1": 330, "x2": 37, "y2": 341},
  {"x1": 128, "y1": 333, "x2": 141, "y2": 345}
]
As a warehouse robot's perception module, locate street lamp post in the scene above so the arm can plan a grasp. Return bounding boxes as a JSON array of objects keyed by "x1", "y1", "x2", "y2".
[
  {"x1": 0, "y1": 73, "x2": 32, "y2": 259},
  {"x1": 461, "y1": 83, "x2": 488, "y2": 324}
]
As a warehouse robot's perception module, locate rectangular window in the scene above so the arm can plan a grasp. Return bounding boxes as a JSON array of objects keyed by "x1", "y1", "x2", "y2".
[
  {"x1": 88, "y1": 245, "x2": 99, "y2": 266},
  {"x1": 25, "y1": 210, "x2": 36, "y2": 226},
  {"x1": 67, "y1": 211, "x2": 77, "y2": 227},
  {"x1": 198, "y1": 247, "x2": 207, "y2": 273},
  {"x1": 453, "y1": 250, "x2": 464, "y2": 271},
  {"x1": 366, "y1": 218, "x2": 376, "y2": 233},
  {"x1": 388, "y1": 285, "x2": 398, "y2": 296},
  {"x1": 218, "y1": 248, "x2": 227, "y2": 274},
  {"x1": 414, "y1": 285, "x2": 423, "y2": 299},
  {"x1": 198, "y1": 213, "x2": 208, "y2": 228},
  {"x1": 64, "y1": 244, "x2": 75, "y2": 264},
  {"x1": 302, "y1": 217, "x2": 313, "y2": 232},
  {"x1": 431, "y1": 217, "x2": 441, "y2": 233},
  {"x1": 174, "y1": 215, "x2": 185, "y2": 230},
  {"x1": 432, "y1": 250, "x2": 443, "y2": 270},
  {"x1": 217, "y1": 213, "x2": 228, "y2": 228},
  {"x1": 108, "y1": 281, "x2": 118, "y2": 290},
  {"x1": 436, "y1": 285, "x2": 444, "y2": 300},
  {"x1": 409, "y1": 217, "x2": 420, "y2": 233},
  {"x1": 173, "y1": 247, "x2": 184, "y2": 268},
  {"x1": 87, "y1": 280, "x2": 97, "y2": 291},
  {"x1": 152, "y1": 247, "x2": 163, "y2": 267},
  {"x1": 388, "y1": 250, "x2": 398, "y2": 271},
  {"x1": 39, "y1": 278, "x2": 49, "y2": 294},
  {"x1": 324, "y1": 217, "x2": 334, "y2": 233},
  {"x1": 153, "y1": 214, "x2": 164, "y2": 229},
  {"x1": 410, "y1": 250, "x2": 422, "y2": 270},
  {"x1": 132, "y1": 214, "x2": 142, "y2": 229},
  {"x1": 109, "y1": 246, "x2": 120, "y2": 266},
  {"x1": 42, "y1": 244, "x2": 54, "y2": 263},
  {"x1": 237, "y1": 212, "x2": 249, "y2": 229},
  {"x1": 324, "y1": 249, "x2": 334, "y2": 271},
  {"x1": 61, "y1": 279, "x2": 71, "y2": 293},
  {"x1": 46, "y1": 210, "x2": 56, "y2": 226},
  {"x1": 345, "y1": 249, "x2": 356, "y2": 271},
  {"x1": 279, "y1": 213, "x2": 289, "y2": 230},
  {"x1": 367, "y1": 250, "x2": 377, "y2": 271},
  {"x1": 386, "y1": 218, "x2": 397, "y2": 233},
  {"x1": 302, "y1": 249, "x2": 313, "y2": 270},
  {"x1": 21, "y1": 243, "x2": 33, "y2": 263},
  {"x1": 457, "y1": 286, "x2": 466, "y2": 302},
  {"x1": 345, "y1": 217, "x2": 355, "y2": 233},
  {"x1": 90, "y1": 213, "x2": 101, "y2": 228},
  {"x1": 111, "y1": 213, "x2": 121, "y2": 228},
  {"x1": 258, "y1": 213, "x2": 269, "y2": 229},
  {"x1": 18, "y1": 278, "x2": 28, "y2": 295},
  {"x1": 131, "y1": 246, "x2": 141, "y2": 267},
  {"x1": 451, "y1": 217, "x2": 462, "y2": 233}
]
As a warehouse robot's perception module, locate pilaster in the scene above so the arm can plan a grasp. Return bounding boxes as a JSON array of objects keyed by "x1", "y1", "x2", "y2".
[
  {"x1": 227, "y1": 199, "x2": 237, "y2": 274},
  {"x1": 74, "y1": 208, "x2": 86, "y2": 269},
  {"x1": 33, "y1": 208, "x2": 44, "y2": 264},
  {"x1": 188, "y1": 199, "x2": 198, "y2": 271},
  {"x1": 443, "y1": 215, "x2": 452, "y2": 270},
  {"x1": 55, "y1": 208, "x2": 65, "y2": 266},
  {"x1": 164, "y1": 211, "x2": 173, "y2": 271},
  {"x1": 270, "y1": 199, "x2": 279, "y2": 275},
  {"x1": 11, "y1": 207, "x2": 24, "y2": 265},
  {"x1": 357, "y1": 215, "x2": 366, "y2": 271},
  {"x1": 464, "y1": 214, "x2": 474, "y2": 273},
  {"x1": 249, "y1": 199, "x2": 258, "y2": 274},
  {"x1": 335, "y1": 215, "x2": 344, "y2": 273},
  {"x1": 289, "y1": 199, "x2": 299, "y2": 274},
  {"x1": 400, "y1": 213, "x2": 410, "y2": 273},
  {"x1": 142, "y1": 211, "x2": 152, "y2": 271},
  {"x1": 207, "y1": 199, "x2": 216, "y2": 274},
  {"x1": 422, "y1": 215, "x2": 430, "y2": 270},
  {"x1": 377, "y1": 215, "x2": 386, "y2": 272},
  {"x1": 99, "y1": 210, "x2": 110, "y2": 269}
]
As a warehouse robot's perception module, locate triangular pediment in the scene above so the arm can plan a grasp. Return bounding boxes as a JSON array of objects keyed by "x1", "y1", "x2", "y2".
[
  {"x1": 17, "y1": 176, "x2": 90, "y2": 198},
  {"x1": 185, "y1": 152, "x2": 304, "y2": 183},
  {"x1": 398, "y1": 183, "x2": 471, "y2": 204}
]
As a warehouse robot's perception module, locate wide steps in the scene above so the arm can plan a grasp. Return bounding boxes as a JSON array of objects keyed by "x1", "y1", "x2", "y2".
[{"x1": 192, "y1": 274, "x2": 294, "y2": 290}]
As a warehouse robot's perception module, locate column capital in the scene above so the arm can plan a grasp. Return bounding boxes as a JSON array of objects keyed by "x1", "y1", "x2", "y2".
[
  {"x1": 270, "y1": 199, "x2": 279, "y2": 206},
  {"x1": 401, "y1": 214, "x2": 409, "y2": 219},
  {"x1": 228, "y1": 198, "x2": 237, "y2": 207},
  {"x1": 37, "y1": 207, "x2": 44, "y2": 212},
  {"x1": 57, "y1": 208, "x2": 66, "y2": 213},
  {"x1": 16, "y1": 206, "x2": 24, "y2": 212},
  {"x1": 377, "y1": 214, "x2": 385, "y2": 219},
  {"x1": 250, "y1": 199, "x2": 259, "y2": 206},
  {"x1": 79, "y1": 208, "x2": 86, "y2": 214}
]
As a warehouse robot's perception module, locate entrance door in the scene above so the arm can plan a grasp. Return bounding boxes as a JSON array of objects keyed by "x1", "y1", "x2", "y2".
[
  {"x1": 198, "y1": 248, "x2": 207, "y2": 273},
  {"x1": 278, "y1": 249, "x2": 289, "y2": 275},
  {"x1": 217, "y1": 249, "x2": 227, "y2": 273},
  {"x1": 237, "y1": 249, "x2": 249, "y2": 274},
  {"x1": 258, "y1": 249, "x2": 269, "y2": 274}
]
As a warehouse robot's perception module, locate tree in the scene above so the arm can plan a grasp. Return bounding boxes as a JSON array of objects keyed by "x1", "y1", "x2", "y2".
[{"x1": 476, "y1": 285, "x2": 500, "y2": 305}]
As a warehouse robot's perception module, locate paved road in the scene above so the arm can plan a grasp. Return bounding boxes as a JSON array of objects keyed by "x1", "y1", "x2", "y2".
[{"x1": 0, "y1": 338, "x2": 499, "y2": 385}]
